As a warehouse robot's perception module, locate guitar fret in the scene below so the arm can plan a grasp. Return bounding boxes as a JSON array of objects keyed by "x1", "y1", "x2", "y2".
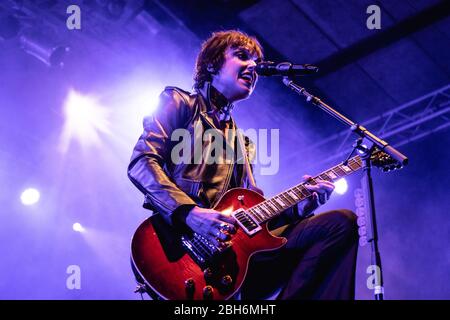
[
  {"x1": 259, "y1": 203, "x2": 273, "y2": 216},
  {"x1": 267, "y1": 200, "x2": 279, "y2": 212},
  {"x1": 292, "y1": 186, "x2": 303, "y2": 198},
  {"x1": 297, "y1": 186, "x2": 311, "y2": 197},
  {"x1": 348, "y1": 160, "x2": 360, "y2": 170},
  {"x1": 327, "y1": 170, "x2": 338, "y2": 180},
  {"x1": 265, "y1": 202, "x2": 277, "y2": 215},
  {"x1": 256, "y1": 208, "x2": 267, "y2": 221},
  {"x1": 341, "y1": 164, "x2": 352, "y2": 173},
  {"x1": 290, "y1": 188, "x2": 302, "y2": 200},
  {"x1": 248, "y1": 209, "x2": 263, "y2": 223},
  {"x1": 246, "y1": 155, "x2": 365, "y2": 225},
  {"x1": 333, "y1": 166, "x2": 345, "y2": 177},
  {"x1": 274, "y1": 196, "x2": 287, "y2": 209},
  {"x1": 318, "y1": 173, "x2": 332, "y2": 182},
  {"x1": 280, "y1": 193, "x2": 295, "y2": 206},
  {"x1": 287, "y1": 190, "x2": 300, "y2": 201},
  {"x1": 254, "y1": 205, "x2": 268, "y2": 219}
]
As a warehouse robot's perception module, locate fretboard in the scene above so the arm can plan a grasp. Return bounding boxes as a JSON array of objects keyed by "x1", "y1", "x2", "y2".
[{"x1": 247, "y1": 155, "x2": 363, "y2": 224}]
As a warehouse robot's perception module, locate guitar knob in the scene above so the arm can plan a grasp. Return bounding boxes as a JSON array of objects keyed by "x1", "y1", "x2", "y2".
[
  {"x1": 203, "y1": 268, "x2": 213, "y2": 280},
  {"x1": 184, "y1": 278, "x2": 195, "y2": 298},
  {"x1": 221, "y1": 275, "x2": 233, "y2": 288},
  {"x1": 185, "y1": 278, "x2": 195, "y2": 290},
  {"x1": 203, "y1": 285, "x2": 214, "y2": 299}
]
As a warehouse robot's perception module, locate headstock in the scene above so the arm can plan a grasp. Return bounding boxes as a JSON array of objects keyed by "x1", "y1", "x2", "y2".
[{"x1": 370, "y1": 149, "x2": 404, "y2": 172}]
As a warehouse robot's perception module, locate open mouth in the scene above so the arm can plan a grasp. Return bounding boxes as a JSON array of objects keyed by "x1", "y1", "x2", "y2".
[{"x1": 239, "y1": 72, "x2": 253, "y2": 87}]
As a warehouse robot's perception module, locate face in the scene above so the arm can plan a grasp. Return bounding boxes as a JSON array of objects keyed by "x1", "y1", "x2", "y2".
[{"x1": 211, "y1": 46, "x2": 260, "y2": 103}]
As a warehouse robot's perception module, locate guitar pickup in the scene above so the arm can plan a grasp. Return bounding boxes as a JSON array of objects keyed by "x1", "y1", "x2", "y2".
[{"x1": 231, "y1": 209, "x2": 261, "y2": 236}]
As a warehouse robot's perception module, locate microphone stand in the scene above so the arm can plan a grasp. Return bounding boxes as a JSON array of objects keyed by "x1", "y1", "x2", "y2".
[{"x1": 282, "y1": 77, "x2": 408, "y2": 300}]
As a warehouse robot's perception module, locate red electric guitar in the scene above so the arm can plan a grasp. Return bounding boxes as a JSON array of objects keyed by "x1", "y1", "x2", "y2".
[{"x1": 131, "y1": 151, "x2": 396, "y2": 300}]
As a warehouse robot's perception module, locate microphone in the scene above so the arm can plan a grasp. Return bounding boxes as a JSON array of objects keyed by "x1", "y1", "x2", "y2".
[{"x1": 256, "y1": 61, "x2": 319, "y2": 77}]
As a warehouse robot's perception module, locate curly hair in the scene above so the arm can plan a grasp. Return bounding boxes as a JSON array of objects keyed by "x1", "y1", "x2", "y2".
[{"x1": 193, "y1": 30, "x2": 264, "y2": 89}]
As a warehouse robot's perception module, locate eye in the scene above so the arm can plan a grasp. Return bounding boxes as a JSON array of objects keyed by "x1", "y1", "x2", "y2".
[{"x1": 236, "y1": 51, "x2": 249, "y2": 60}]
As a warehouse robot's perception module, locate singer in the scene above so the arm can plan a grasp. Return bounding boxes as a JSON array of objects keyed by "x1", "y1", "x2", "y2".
[{"x1": 127, "y1": 30, "x2": 358, "y2": 300}]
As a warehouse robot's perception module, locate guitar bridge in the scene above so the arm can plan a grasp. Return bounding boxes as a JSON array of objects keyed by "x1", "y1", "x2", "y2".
[
  {"x1": 181, "y1": 233, "x2": 225, "y2": 269},
  {"x1": 231, "y1": 208, "x2": 261, "y2": 236}
]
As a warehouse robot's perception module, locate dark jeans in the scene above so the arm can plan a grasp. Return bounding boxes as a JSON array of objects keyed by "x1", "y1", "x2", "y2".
[{"x1": 240, "y1": 209, "x2": 359, "y2": 300}]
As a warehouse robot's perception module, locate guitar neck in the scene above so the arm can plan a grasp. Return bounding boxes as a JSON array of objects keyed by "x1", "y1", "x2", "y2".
[{"x1": 246, "y1": 155, "x2": 363, "y2": 224}]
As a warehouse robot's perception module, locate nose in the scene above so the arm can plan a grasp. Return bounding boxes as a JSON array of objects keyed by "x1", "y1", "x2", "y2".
[
  {"x1": 246, "y1": 60, "x2": 258, "y2": 79},
  {"x1": 247, "y1": 59, "x2": 257, "y2": 70}
]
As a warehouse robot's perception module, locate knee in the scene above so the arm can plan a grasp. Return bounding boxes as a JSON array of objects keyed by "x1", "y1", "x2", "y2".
[{"x1": 325, "y1": 209, "x2": 358, "y2": 236}]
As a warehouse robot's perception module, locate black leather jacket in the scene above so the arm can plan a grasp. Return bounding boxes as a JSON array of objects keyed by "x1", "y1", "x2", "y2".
[{"x1": 128, "y1": 84, "x2": 299, "y2": 229}]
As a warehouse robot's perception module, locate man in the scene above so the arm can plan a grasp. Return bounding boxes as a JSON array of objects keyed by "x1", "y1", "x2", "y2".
[{"x1": 128, "y1": 30, "x2": 358, "y2": 299}]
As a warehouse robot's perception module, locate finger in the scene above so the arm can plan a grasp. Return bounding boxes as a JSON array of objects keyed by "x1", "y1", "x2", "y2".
[
  {"x1": 302, "y1": 175, "x2": 313, "y2": 182},
  {"x1": 216, "y1": 215, "x2": 237, "y2": 233},
  {"x1": 317, "y1": 183, "x2": 334, "y2": 195},
  {"x1": 313, "y1": 179, "x2": 334, "y2": 188},
  {"x1": 318, "y1": 192, "x2": 327, "y2": 204},
  {"x1": 304, "y1": 183, "x2": 321, "y2": 193},
  {"x1": 215, "y1": 213, "x2": 236, "y2": 225},
  {"x1": 311, "y1": 192, "x2": 319, "y2": 204},
  {"x1": 218, "y1": 222, "x2": 236, "y2": 234},
  {"x1": 317, "y1": 180, "x2": 335, "y2": 190},
  {"x1": 209, "y1": 218, "x2": 236, "y2": 236},
  {"x1": 216, "y1": 224, "x2": 232, "y2": 240},
  {"x1": 315, "y1": 179, "x2": 334, "y2": 187},
  {"x1": 211, "y1": 227, "x2": 230, "y2": 242},
  {"x1": 307, "y1": 181, "x2": 334, "y2": 194}
]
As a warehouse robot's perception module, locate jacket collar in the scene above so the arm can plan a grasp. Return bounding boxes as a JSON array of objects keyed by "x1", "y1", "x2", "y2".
[{"x1": 198, "y1": 82, "x2": 235, "y2": 123}]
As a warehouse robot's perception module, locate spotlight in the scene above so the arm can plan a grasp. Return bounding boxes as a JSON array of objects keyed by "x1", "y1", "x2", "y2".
[
  {"x1": 73, "y1": 222, "x2": 86, "y2": 233},
  {"x1": 59, "y1": 89, "x2": 111, "y2": 152},
  {"x1": 20, "y1": 188, "x2": 40, "y2": 205},
  {"x1": 334, "y1": 178, "x2": 348, "y2": 195},
  {"x1": 19, "y1": 28, "x2": 69, "y2": 67}
]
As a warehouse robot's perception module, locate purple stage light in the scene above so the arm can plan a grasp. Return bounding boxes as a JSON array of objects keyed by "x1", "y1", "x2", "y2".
[
  {"x1": 334, "y1": 178, "x2": 348, "y2": 195},
  {"x1": 20, "y1": 188, "x2": 40, "y2": 205},
  {"x1": 73, "y1": 222, "x2": 85, "y2": 233},
  {"x1": 59, "y1": 89, "x2": 111, "y2": 152}
]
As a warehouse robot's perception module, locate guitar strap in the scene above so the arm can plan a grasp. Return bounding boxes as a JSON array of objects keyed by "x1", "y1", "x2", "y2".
[{"x1": 236, "y1": 129, "x2": 258, "y2": 190}]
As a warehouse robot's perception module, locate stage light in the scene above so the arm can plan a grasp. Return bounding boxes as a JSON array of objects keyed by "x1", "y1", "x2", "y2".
[
  {"x1": 20, "y1": 188, "x2": 40, "y2": 205},
  {"x1": 59, "y1": 89, "x2": 111, "y2": 152},
  {"x1": 134, "y1": 91, "x2": 160, "y2": 118},
  {"x1": 334, "y1": 178, "x2": 348, "y2": 195},
  {"x1": 73, "y1": 223, "x2": 86, "y2": 233},
  {"x1": 19, "y1": 28, "x2": 69, "y2": 68}
]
